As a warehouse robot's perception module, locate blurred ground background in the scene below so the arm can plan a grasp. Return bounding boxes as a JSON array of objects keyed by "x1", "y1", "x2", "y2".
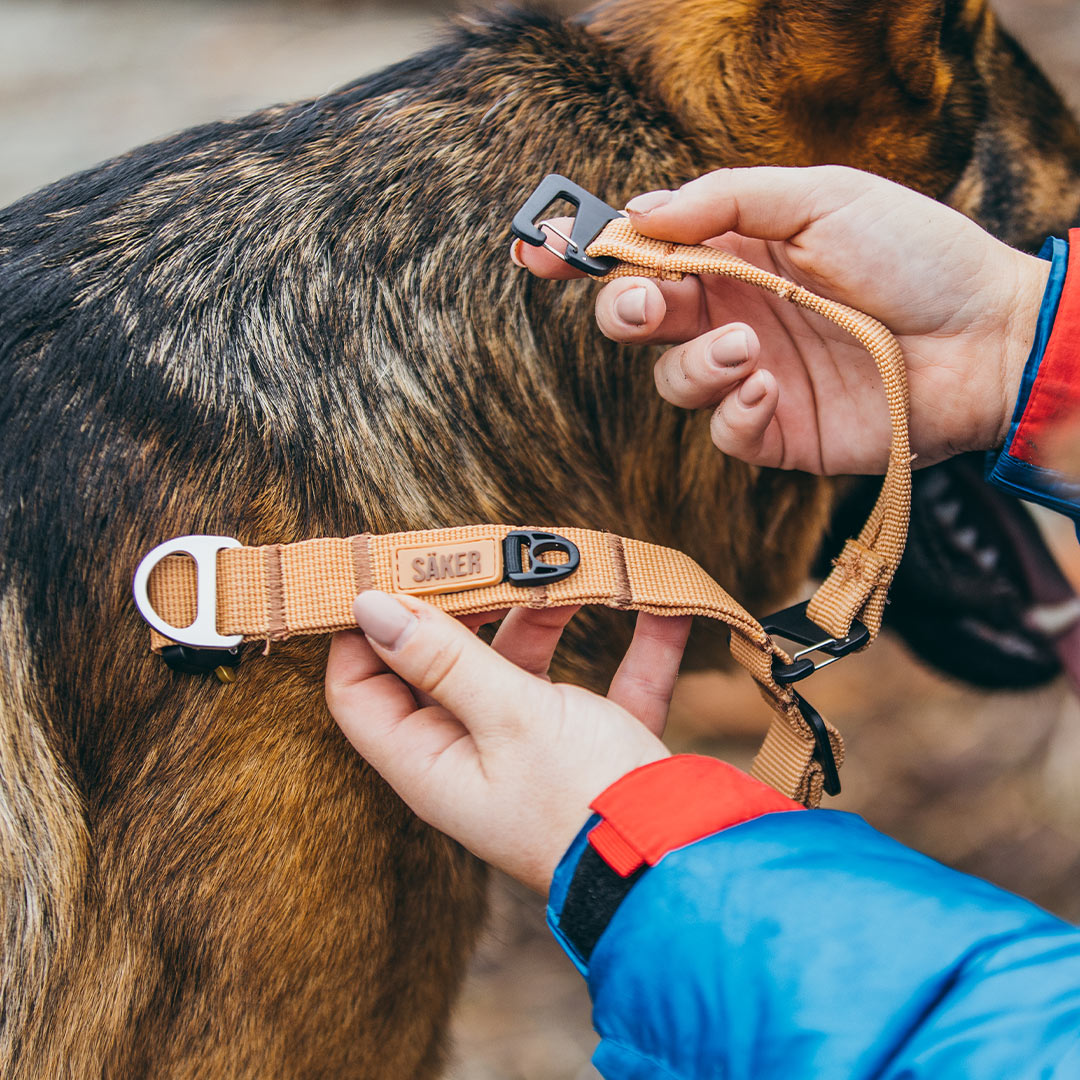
[{"x1": 3, "y1": 1, "x2": 1080, "y2": 1077}]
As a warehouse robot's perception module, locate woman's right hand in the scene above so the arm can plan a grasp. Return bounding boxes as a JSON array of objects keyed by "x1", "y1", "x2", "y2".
[{"x1": 514, "y1": 166, "x2": 1050, "y2": 475}]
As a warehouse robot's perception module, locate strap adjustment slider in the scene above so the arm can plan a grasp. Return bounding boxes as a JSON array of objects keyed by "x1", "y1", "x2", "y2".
[
  {"x1": 512, "y1": 174, "x2": 622, "y2": 276},
  {"x1": 762, "y1": 600, "x2": 869, "y2": 684}
]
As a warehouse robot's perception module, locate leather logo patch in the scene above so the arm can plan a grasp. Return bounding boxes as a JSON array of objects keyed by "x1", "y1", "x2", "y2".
[{"x1": 393, "y1": 539, "x2": 502, "y2": 596}]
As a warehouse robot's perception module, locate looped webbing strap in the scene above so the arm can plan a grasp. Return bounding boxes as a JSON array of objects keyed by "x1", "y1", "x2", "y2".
[
  {"x1": 586, "y1": 219, "x2": 911, "y2": 799},
  {"x1": 588, "y1": 217, "x2": 911, "y2": 638}
]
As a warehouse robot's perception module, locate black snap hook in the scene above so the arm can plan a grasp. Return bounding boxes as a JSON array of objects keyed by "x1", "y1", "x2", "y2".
[
  {"x1": 761, "y1": 600, "x2": 870, "y2": 685},
  {"x1": 511, "y1": 175, "x2": 622, "y2": 276},
  {"x1": 503, "y1": 531, "x2": 581, "y2": 587}
]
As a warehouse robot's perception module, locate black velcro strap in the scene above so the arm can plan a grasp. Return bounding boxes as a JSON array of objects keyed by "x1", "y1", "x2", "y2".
[{"x1": 558, "y1": 842, "x2": 646, "y2": 963}]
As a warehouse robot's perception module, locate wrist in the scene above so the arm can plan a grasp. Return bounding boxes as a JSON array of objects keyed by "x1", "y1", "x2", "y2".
[
  {"x1": 546, "y1": 756, "x2": 803, "y2": 973},
  {"x1": 524, "y1": 743, "x2": 671, "y2": 896}
]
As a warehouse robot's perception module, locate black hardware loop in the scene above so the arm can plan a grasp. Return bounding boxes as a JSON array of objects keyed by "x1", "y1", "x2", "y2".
[
  {"x1": 162, "y1": 644, "x2": 242, "y2": 677},
  {"x1": 503, "y1": 531, "x2": 581, "y2": 587},
  {"x1": 793, "y1": 691, "x2": 841, "y2": 797},
  {"x1": 762, "y1": 600, "x2": 870, "y2": 685},
  {"x1": 511, "y1": 174, "x2": 622, "y2": 276}
]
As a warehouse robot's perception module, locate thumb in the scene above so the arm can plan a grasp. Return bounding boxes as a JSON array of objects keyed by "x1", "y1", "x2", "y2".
[
  {"x1": 353, "y1": 591, "x2": 547, "y2": 735},
  {"x1": 624, "y1": 165, "x2": 871, "y2": 245}
]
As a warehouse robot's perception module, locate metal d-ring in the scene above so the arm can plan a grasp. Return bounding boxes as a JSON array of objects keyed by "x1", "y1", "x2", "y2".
[{"x1": 132, "y1": 534, "x2": 243, "y2": 651}]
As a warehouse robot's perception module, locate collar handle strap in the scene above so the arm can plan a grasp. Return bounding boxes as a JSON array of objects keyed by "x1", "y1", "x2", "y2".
[
  {"x1": 137, "y1": 525, "x2": 779, "y2": 661},
  {"x1": 584, "y1": 215, "x2": 911, "y2": 643},
  {"x1": 578, "y1": 205, "x2": 911, "y2": 808},
  {"x1": 133, "y1": 180, "x2": 912, "y2": 810}
]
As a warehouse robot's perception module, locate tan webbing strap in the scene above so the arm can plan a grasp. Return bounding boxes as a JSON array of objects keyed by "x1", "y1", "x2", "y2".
[
  {"x1": 148, "y1": 526, "x2": 780, "y2": 664},
  {"x1": 586, "y1": 219, "x2": 910, "y2": 799},
  {"x1": 142, "y1": 525, "x2": 840, "y2": 805}
]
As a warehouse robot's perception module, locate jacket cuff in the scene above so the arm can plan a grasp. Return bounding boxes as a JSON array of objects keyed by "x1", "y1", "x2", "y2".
[
  {"x1": 987, "y1": 233, "x2": 1080, "y2": 520},
  {"x1": 587, "y1": 755, "x2": 802, "y2": 875},
  {"x1": 546, "y1": 755, "x2": 800, "y2": 974}
]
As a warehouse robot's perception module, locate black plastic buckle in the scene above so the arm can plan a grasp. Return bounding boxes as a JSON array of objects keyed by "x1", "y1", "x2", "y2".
[
  {"x1": 761, "y1": 600, "x2": 869, "y2": 685},
  {"x1": 793, "y1": 691, "x2": 841, "y2": 797},
  {"x1": 503, "y1": 531, "x2": 581, "y2": 587},
  {"x1": 162, "y1": 644, "x2": 242, "y2": 678},
  {"x1": 511, "y1": 174, "x2": 622, "y2": 276}
]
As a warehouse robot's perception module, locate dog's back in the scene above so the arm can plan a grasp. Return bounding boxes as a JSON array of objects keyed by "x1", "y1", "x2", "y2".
[{"x1": 2, "y1": 2, "x2": 1079, "y2": 1076}]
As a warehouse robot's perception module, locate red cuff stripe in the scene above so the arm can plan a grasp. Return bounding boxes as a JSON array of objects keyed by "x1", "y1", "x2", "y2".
[
  {"x1": 587, "y1": 755, "x2": 802, "y2": 878},
  {"x1": 1012, "y1": 227, "x2": 1080, "y2": 466}
]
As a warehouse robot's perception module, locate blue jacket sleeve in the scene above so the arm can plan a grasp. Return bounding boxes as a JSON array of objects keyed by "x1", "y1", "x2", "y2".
[
  {"x1": 987, "y1": 236, "x2": 1080, "y2": 522},
  {"x1": 548, "y1": 810, "x2": 1080, "y2": 1079}
]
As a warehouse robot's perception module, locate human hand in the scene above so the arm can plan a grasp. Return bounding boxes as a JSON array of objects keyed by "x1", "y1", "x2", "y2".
[
  {"x1": 513, "y1": 166, "x2": 1051, "y2": 474},
  {"x1": 325, "y1": 593, "x2": 691, "y2": 894}
]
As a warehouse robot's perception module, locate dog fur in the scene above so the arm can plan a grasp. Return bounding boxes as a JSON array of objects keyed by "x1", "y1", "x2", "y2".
[{"x1": 1, "y1": 1, "x2": 1079, "y2": 1075}]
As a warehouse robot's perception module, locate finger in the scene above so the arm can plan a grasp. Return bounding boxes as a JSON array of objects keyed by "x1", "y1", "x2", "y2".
[
  {"x1": 594, "y1": 275, "x2": 715, "y2": 345},
  {"x1": 510, "y1": 216, "x2": 588, "y2": 280},
  {"x1": 608, "y1": 614, "x2": 692, "y2": 738},
  {"x1": 458, "y1": 609, "x2": 510, "y2": 634},
  {"x1": 412, "y1": 610, "x2": 508, "y2": 708},
  {"x1": 326, "y1": 628, "x2": 416, "y2": 717},
  {"x1": 326, "y1": 629, "x2": 468, "y2": 773},
  {"x1": 624, "y1": 165, "x2": 867, "y2": 246},
  {"x1": 491, "y1": 605, "x2": 581, "y2": 679},
  {"x1": 352, "y1": 591, "x2": 550, "y2": 735},
  {"x1": 593, "y1": 277, "x2": 668, "y2": 341},
  {"x1": 708, "y1": 369, "x2": 785, "y2": 468},
  {"x1": 382, "y1": 605, "x2": 512, "y2": 712},
  {"x1": 654, "y1": 324, "x2": 760, "y2": 409}
]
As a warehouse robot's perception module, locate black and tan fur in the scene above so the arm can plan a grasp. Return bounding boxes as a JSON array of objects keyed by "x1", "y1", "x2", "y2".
[{"x1": 2, "y1": 1, "x2": 1079, "y2": 1075}]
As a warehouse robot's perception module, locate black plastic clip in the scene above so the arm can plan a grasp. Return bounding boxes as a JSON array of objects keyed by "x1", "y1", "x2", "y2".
[
  {"x1": 761, "y1": 600, "x2": 869, "y2": 685},
  {"x1": 503, "y1": 531, "x2": 581, "y2": 587},
  {"x1": 162, "y1": 644, "x2": 242, "y2": 679},
  {"x1": 512, "y1": 174, "x2": 622, "y2": 276},
  {"x1": 793, "y1": 691, "x2": 841, "y2": 797}
]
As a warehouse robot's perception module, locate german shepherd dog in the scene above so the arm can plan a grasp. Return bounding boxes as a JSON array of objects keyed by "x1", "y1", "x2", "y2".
[{"x1": 2, "y1": 1, "x2": 1079, "y2": 1075}]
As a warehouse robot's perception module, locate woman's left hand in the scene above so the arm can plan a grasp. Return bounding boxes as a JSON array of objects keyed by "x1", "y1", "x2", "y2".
[{"x1": 325, "y1": 592, "x2": 691, "y2": 894}]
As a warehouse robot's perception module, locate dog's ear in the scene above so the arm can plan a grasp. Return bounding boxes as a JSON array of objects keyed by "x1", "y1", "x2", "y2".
[
  {"x1": 587, "y1": 0, "x2": 986, "y2": 195},
  {"x1": 775, "y1": 0, "x2": 972, "y2": 108},
  {"x1": 883, "y1": 0, "x2": 952, "y2": 102}
]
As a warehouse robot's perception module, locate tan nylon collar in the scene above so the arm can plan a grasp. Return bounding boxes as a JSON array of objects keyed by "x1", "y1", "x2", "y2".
[
  {"x1": 133, "y1": 179, "x2": 912, "y2": 810},
  {"x1": 136, "y1": 525, "x2": 843, "y2": 806}
]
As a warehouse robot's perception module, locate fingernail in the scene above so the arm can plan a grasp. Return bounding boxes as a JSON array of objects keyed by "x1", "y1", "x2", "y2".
[
  {"x1": 738, "y1": 374, "x2": 768, "y2": 408},
  {"x1": 708, "y1": 330, "x2": 749, "y2": 369},
  {"x1": 625, "y1": 190, "x2": 673, "y2": 215},
  {"x1": 614, "y1": 286, "x2": 648, "y2": 327},
  {"x1": 509, "y1": 238, "x2": 527, "y2": 268},
  {"x1": 353, "y1": 591, "x2": 418, "y2": 650}
]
